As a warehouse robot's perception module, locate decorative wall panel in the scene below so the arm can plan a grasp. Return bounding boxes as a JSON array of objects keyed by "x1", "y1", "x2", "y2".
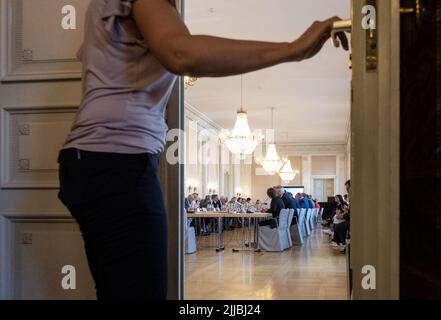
[
  {"x1": 0, "y1": 106, "x2": 76, "y2": 189},
  {"x1": 0, "y1": 0, "x2": 89, "y2": 81},
  {"x1": 0, "y1": 213, "x2": 95, "y2": 299}
]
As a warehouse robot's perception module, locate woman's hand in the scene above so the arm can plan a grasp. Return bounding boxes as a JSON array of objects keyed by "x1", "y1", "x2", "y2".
[
  {"x1": 290, "y1": 16, "x2": 349, "y2": 62},
  {"x1": 336, "y1": 213, "x2": 345, "y2": 220}
]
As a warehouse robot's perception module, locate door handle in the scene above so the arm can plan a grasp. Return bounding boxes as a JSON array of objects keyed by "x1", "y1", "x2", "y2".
[
  {"x1": 400, "y1": 0, "x2": 425, "y2": 25},
  {"x1": 331, "y1": 20, "x2": 352, "y2": 48}
]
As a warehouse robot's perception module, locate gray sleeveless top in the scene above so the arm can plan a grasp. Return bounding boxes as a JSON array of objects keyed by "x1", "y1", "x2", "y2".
[{"x1": 62, "y1": 0, "x2": 177, "y2": 154}]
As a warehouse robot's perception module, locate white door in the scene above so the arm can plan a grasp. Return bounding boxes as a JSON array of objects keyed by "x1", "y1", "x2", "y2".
[
  {"x1": 0, "y1": 0, "x2": 95, "y2": 299},
  {"x1": 350, "y1": 0, "x2": 400, "y2": 299},
  {"x1": 313, "y1": 178, "x2": 335, "y2": 202}
]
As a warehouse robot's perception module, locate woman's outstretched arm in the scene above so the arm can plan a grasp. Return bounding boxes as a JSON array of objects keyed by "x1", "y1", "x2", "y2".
[{"x1": 133, "y1": 0, "x2": 349, "y2": 77}]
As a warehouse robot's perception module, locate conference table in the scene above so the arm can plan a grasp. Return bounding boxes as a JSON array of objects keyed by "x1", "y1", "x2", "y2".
[{"x1": 187, "y1": 212, "x2": 272, "y2": 252}]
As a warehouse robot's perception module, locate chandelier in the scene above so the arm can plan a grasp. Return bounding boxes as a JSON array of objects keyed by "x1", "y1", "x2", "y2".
[
  {"x1": 184, "y1": 76, "x2": 197, "y2": 89},
  {"x1": 256, "y1": 107, "x2": 284, "y2": 175},
  {"x1": 278, "y1": 160, "x2": 299, "y2": 182},
  {"x1": 220, "y1": 76, "x2": 262, "y2": 158},
  {"x1": 257, "y1": 144, "x2": 285, "y2": 175}
]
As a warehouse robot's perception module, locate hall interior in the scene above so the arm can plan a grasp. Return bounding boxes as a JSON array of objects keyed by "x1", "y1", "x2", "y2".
[{"x1": 182, "y1": 0, "x2": 352, "y2": 300}]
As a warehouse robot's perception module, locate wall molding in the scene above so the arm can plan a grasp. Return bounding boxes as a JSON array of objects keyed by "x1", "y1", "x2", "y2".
[
  {"x1": 0, "y1": 0, "x2": 84, "y2": 82},
  {"x1": 0, "y1": 211, "x2": 75, "y2": 299},
  {"x1": 277, "y1": 143, "x2": 347, "y2": 155},
  {"x1": 0, "y1": 105, "x2": 77, "y2": 189},
  {"x1": 185, "y1": 102, "x2": 223, "y2": 134}
]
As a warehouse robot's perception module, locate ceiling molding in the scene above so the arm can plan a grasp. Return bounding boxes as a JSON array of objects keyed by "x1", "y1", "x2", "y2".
[
  {"x1": 276, "y1": 143, "x2": 347, "y2": 155},
  {"x1": 185, "y1": 102, "x2": 224, "y2": 133},
  {"x1": 184, "y1": 103, "x2": 349, "y2": 151}
]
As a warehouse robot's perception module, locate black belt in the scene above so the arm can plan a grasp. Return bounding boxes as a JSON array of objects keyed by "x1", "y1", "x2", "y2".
[{"x1": 58, "y1": 148, "x2": 159, "y2": 163}]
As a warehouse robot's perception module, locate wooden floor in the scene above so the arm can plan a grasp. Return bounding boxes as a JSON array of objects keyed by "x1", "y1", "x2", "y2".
[{"x1": 185, "y1": 226, "x2": 348, "y2": 300}]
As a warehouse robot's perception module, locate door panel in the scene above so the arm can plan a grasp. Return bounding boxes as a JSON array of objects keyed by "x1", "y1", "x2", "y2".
[
  {"x1": 10, "y1": 219, "x2": 95, "y2": 299},
  {"x1": 313, "y1": 179, "x2": 326, "y2": 202},
  {"x1": 313, "y1": 178, "x2": 335, "y2": 202},
  {"x1": 350, "y1": 0, "x2": 400, "y2": 299},
  {"x1": 0, "y1": 0, "x2": 94, "y2": 299}
]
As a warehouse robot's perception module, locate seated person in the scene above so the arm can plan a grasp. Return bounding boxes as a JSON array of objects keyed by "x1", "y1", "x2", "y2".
[
  {"x1": 336, "y1": 194, "x2": 348, "y2": 210},
  {"x1": 274, "y1": 186, "x2": 298, "y2": 224},
  {"x1": 245, "y1": 198, "x2": 256, "y2": 213},
  {"x1": 259, "y1": 187, "x2": 285, "y2": 228},
  {"x1": 295, "y1": 193, "x2": 309, "y2": 209},
  {"x1": 307, "y1": 194, "x2": 315, "y2": 208},
  {"x1": 211, "y1": 194, "x2": 222, "y2": 211},
  {"x1": 332, "y1": 207, "x2": 350, "y2": 252},
  {"x1": 314, "y1": 198, "x2": 321, "y2": 209},
  {"x1": 185, "y1": 194, "x2": 194, "y2": 212},
  {"x1": 324, "y1": 195, "x2": 350, "y2": 238},
  {"x1": 254, "y1": 199, "x2": 262, "y2": 211}
]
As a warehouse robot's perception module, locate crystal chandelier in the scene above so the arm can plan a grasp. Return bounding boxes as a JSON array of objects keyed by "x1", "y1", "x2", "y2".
[
  {"x1": 220, "y1": 76, "x2": 262, "y2": 158},
  {"x1": 256, "y1": 107, "x2": 284, "y2": 175},
  {"x1": 257, "y1": 144, "x2": 285, "y2": 175},
  {"x1": 184, "y1": 76, "x2": 197, "y2": 89},
  {"x1": 278, "y1": 160, "x2": 299, "y2": 182}
]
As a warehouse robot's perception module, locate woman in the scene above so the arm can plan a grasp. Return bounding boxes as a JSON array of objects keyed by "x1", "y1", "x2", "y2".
[
  {"x1": 334, "y1": 194, "x2": 349, "y2": 216},
  {"x1": 330, "y1": 195, "x2": 349, "y2": 247},
  {"x1": 57, "y1": 0, "x2": 348, "y2": 300}
]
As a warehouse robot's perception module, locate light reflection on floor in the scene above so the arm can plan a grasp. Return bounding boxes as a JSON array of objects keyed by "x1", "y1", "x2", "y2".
[{"x1": 185, "y1": 226, "x2": 348, "y2": 300}]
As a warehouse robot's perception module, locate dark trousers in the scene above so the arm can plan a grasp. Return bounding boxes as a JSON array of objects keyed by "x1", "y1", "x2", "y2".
[
  {"x1": 333, "y1": 221, "x2": 349, "y2": 245},
  {"x1": 259, "y1": 218, "x2": 278, "y2": 228},
  {"x1": 57, "y1": 148, "x2": 167, "y2": 300}
]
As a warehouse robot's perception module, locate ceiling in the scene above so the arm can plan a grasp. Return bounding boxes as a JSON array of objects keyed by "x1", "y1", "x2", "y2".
[{"x1": 184, "y1": 0, "x2": 352, "y2": 145}]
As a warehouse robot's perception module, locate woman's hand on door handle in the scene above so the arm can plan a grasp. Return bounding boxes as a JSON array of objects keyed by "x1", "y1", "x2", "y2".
[
  {"x1": 133, "y1": 0, "x2": 349, "y2": 77},
  {"x1": 291, "y1": 16, "x2": 350, "y2": 62}
]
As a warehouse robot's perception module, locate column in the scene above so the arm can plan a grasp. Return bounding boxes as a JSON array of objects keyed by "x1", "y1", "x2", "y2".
[{"x1": 302, "y1": 155, "x2": 311, "y2": 194}]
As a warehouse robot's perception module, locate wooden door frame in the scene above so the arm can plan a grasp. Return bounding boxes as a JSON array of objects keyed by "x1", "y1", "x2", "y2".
[
  {"x1": 160, "y1": 0, "x2": 185, "y2": 300},
  {"x1": 166, "y1": 0, "x2": 402, "y2": 300},
  {"x1": 350, "y1": 0, "x2": 400, "y2": 299}
]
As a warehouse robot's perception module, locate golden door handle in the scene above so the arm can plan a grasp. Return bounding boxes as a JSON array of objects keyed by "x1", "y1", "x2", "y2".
[
  {"x1": 400, "y1": 0, "x2": 422, "y2": 14},
  {"x1": 400, "y1": 8, "x2": 416, "y2": 13},
  {"x1": 400, "y1": 0, "x2": 425, "y2": 23},
  {"x1": 331, "y1": 20, "x2": 352, "y2": 48}
]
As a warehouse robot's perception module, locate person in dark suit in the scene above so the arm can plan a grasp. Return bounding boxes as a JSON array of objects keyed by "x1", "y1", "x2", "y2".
[
  {"x1": 184, "y1": 194, "x2": 194, "y2": 212},
  {"x1": 260, "y1": 187, "x2": 285, "y2": 228},
  {"x1": 307, "y1": 194, "x2": 316, "y2": 208},
  {"x1": 275, "y1": 187, "x2": 299, "y2": 224},
  {"x1": 211, "y1": 194, "x2": 222, "y2": 210}
]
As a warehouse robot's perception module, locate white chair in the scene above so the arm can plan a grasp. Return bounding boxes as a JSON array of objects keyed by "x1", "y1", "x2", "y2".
[
  {"x1": 185, "y1": 214, "x2": 197, "y2": 254},
  {"x1": 286, "y1": 209, "x2": 295, "y2": 247},
  {"x1": 290, "y1": 209, "x2": 305, "y2": 245},
  {"x1": 309, "y1": 208, "x2": 317, "y2": 231},
  {"x1": 314, "y1": 207, "x2": 318, "y2": 224},
  {"x1": 317, "y1": 208, "x2": 324, "y2": 224},
  {"x1": 297, "y1": 208, "x2": 307, "y2": 239},
  {"x1": 258, "y1": 209, "x2": 291, "y2": 252},
  {"x1": 304, "y1": 209, "x2": 312, "y2": 236},
  {"x1": 312, "y1": 207, "x2": 318, "y2": 224}
]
